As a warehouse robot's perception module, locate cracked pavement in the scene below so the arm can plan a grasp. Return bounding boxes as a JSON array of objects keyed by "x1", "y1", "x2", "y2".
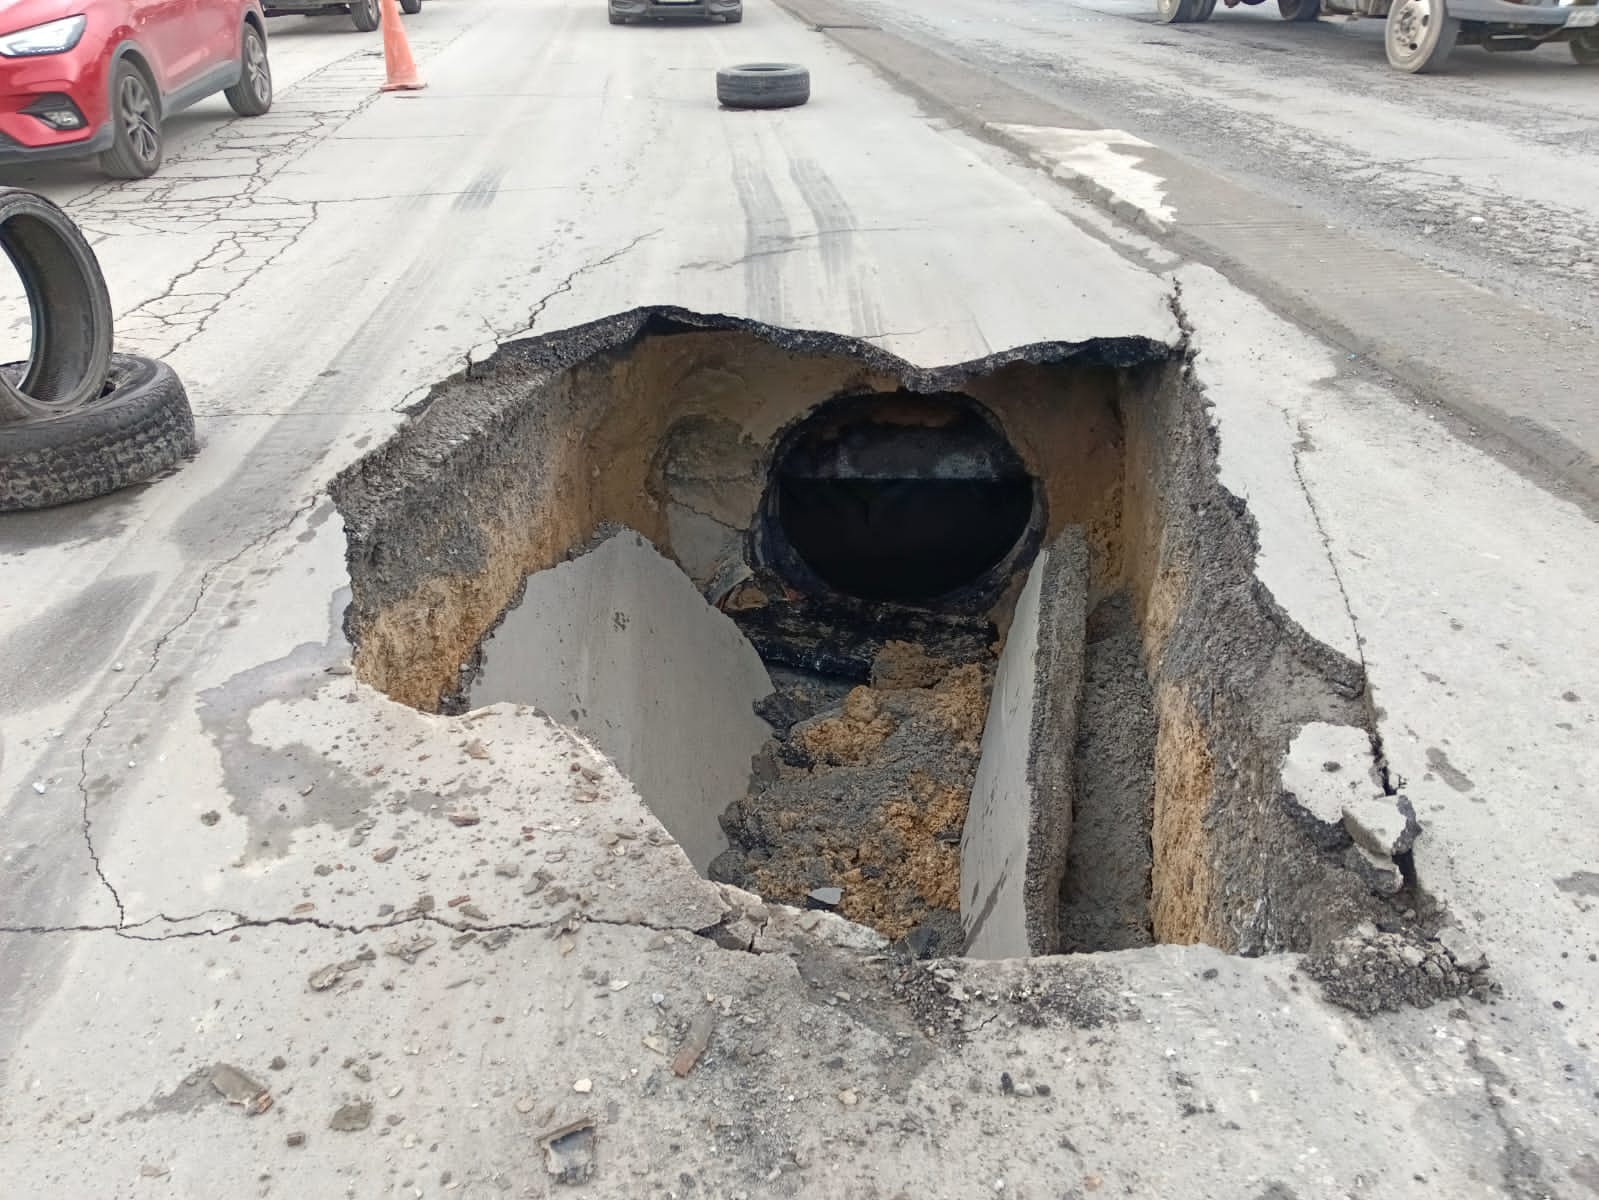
[{"x1": 3, "y1": 0, "x2": 1599, "y2": 1196}]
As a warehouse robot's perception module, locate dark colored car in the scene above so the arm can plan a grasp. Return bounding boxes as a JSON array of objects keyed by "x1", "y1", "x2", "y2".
[
  {"x1": 261, "y1": 0, "x2": 423, "y2": 32},
  {"x1": 609, "y1": 0, "x2": 743, "y2": 24},
  {"x1": 0, "y1": 0, "x2": 273, "y2": 178}
]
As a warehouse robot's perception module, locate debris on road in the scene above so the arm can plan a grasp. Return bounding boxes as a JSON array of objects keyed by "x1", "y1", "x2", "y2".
[
  {"x1": 448, "y1": 809, "x2": 481, "y2": 826},
  {"x1": 540, "y1": 1118, "x2": 598, "y2": 1186},
  {"x1": 209, "y1": 1064, "x2": 272, "y2": 1115},
  {"x1": 385, "y1": 934, "x2": 436, "y2": 964},
  {"x1": 329, "y1": 1100, "x2": 373, "y2": 1132},
  {"x1": 672, "y1": 1008, "x2": 717, "y2": 1077}
]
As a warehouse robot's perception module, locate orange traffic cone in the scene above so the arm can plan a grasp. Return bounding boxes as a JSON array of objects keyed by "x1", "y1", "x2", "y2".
[{"x1": 379, "y1": 0, "x2": 426, "y2": 93}]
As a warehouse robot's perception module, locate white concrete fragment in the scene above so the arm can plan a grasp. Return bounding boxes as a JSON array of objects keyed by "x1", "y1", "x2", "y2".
[
  {"x1": 1342, "y1": 796, "x2": 1420, "y2": 859},
  {"x1": 1280, "y1": 722, "x2": 1379, "y2": 826},
  {"x1": 1437, "y1": 926, "x2": 1488, "y2": 972},
  {"x1": 469, "y1": 531, "x2": 773, "y2": 871}
]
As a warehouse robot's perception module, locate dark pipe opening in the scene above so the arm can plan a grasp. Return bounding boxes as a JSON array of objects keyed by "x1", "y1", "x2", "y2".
[{"x1": 767, "y1": 393, "x2": 1036, "y2": 604}]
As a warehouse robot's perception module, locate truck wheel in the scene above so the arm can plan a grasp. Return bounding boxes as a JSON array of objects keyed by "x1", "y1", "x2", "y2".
[
  {"x1": 0, "y1": 354, "x2": 197, "y2": 512},
  {"x1": 1278, "y1": 0, "x2": 1320, "y2": 20},
  {"x1": 401, "y1": 0, "x2": 422, "y2": 12},
  {"x1": 351, "y1": 0, "x2": 381, "y2": 32},
  {"x1": 1572, "y1": 33, "x2": 1599, "y2": 64},
  {"x1": 1157, "y1": 0, "x2": 1201, "y2": 23},
  {"x1": 1385, "y1": 0, "x2": 1457, "y2": 71}
]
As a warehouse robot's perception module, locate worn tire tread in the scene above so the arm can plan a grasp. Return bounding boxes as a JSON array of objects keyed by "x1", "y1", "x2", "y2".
[{"x1": 0, "y1": 355, "x2": 197, "y2": 511}]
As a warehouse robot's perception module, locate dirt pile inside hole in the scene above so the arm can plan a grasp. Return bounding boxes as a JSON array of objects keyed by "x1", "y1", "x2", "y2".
[{"x1": 712, "y1": 598, "x2": 996, "y2": 954}]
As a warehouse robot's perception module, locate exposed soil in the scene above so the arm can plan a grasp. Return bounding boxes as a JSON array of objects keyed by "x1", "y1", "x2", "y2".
[{"x1": 713, "y1": 632, "x2": 992, "y2": 952}]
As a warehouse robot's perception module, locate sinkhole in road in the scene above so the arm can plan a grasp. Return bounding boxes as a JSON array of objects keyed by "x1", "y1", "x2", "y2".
[{"x1": 334, "y1": 308, "x2": 1417, "y2": 963}]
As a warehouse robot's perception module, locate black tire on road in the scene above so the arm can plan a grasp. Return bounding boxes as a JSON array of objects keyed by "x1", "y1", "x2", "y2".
[
  {"x1": 1278, "y1": 0, "x2": 1320, "y2": 20},
  {"x1": 1385, "y1": 0, "x2": 1457, "y2": 71},
  {"x1": 351, "y1": 0, "x2": 381, "y2": 32},
  {"x1": 401, "y1": 0, "x2": 422, "y2": 13},
  {"x1": 100, "y1": 60, "x2": 163, "y2": 179},
  {"x1": 609, "y1": 9, "x2": 626, "y2": 21},
  {"x1": 1194, "y1": 0, "x2": 1218, "y2": 20},
  {"x1": 0, "y1": 189, "x2": 114, "y2": 424},
  {"x1": 1573, "y1": 32, "x2": 1599, "y2": 64},
  {"x1": 717, "y1": 63, "x2": 809, "y2": 109},
  {"x1": 224, "y1": 24, "x2": 274, "y2": 117},
  {"x1": 723, "y1": 8, "x2": 743, "y2": 21},
  {"x1": 0, "y1": 355, "x2": 198, "y2": 512},
  {"x1": 1156, "y1": 0, "x2": 1200, "y2": 23}
]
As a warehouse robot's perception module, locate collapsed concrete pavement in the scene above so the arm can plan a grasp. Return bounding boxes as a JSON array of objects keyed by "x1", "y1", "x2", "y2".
[{"x1": 3, "y1": 0, "x2": 1598, "y2": 1197}]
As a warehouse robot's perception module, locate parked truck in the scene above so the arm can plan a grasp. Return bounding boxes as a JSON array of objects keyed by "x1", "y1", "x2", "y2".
[{"x1": 1156, "y1": 0, "x2": 1599, "y2": 73}]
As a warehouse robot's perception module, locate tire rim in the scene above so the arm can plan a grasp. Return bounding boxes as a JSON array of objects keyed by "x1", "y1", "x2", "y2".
[
  {"x1": 366, "y1": 0, "x2": 380, "y2": 22},
  {"x1": 246, "y1": 32, "x2": 271, "y2": 104},
  {"x1": 1389, "y1": 0, "x2": 1432, "y2": 60},
  {"x1": 119, "y1": 74, "x2": 160, "y2": 166},
  {"x1": 1158, "y1": 0, "x2": 1179, "y2": 15}
]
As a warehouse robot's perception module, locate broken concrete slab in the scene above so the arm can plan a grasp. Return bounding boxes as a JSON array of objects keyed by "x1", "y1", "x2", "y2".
[
  {"x1": 1280, "y1": 721, "x2": 1381, "y2": 829},
  {"x1": 962, "y1": 527, "x2": 1089, "y2": 958},
  {"x1": 1341, "y1": 795, "x2": 1421, "y2": 859},
  {"x1": 469, "y1": 530, "x2": 774, "y2": 872}
]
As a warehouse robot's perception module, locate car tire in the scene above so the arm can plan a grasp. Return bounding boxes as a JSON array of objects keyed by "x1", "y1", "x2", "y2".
[
  {"x1": 724, "y1": 8, "x2": 744, "y2": 21},
  {"x1": 1193, "y1": 0, "x2": 1218, "y2": 20},
  {"x1": 716, "y1": 63, "x2": 809, "y2": 109},
  {"x1": 609, "y1": 9, "x2": 627, "y2": 20},
  {"x1": 351, "y1": 0, "x2": 381, "y2": 32},
  {"x1": 1384, "y1": 0, "x2": 1457, "y2": 71},
  {"x1": 1156, "y1": 0, "x2": 1200, "y2": 23},
  {"x1": 224, "y1": 24, "x2": 273, "y2": 117},
  {"x1": 0, "y1": 189, "x2": 114, "y2": 424},
  {"x1": 0, "y1": 354, "x2": 197, "y2": 512},
  {"x1": 401, "y1": 0, "x2": 422, "y2": 12},
  {"x1": 1572, "y1": 32, "x2": 1599, "y2": 64},
  {"x1": 1278, "y1": 0, "x2": 1320, "y2": 20},
  {"x1": 100, "y1": 60, "x2": 164, "y2": 180}
]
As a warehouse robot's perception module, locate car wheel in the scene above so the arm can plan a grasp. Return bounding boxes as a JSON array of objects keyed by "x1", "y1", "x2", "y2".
[
  {"x1": 351, "y1": 0, "x2": 381, "y2": 32},
  {"x1": 401, "y1": 0, "x2": 422, "y2": 12},
  {"x1": 1193, "y1": 0, "x2": 1218, "y2": 20},
  {"x1": 609, "y1": 9, "x2": 627, "y2": 21},
  {"x1": 1156, "y1": 0, "x2": 1201, "y2": 24},
  {"x1": 1572, "y1": 32, "x2": 1599, "y2": 64},
  {"x1": 0, "y1": 189, "x2": 114, "y2": 424},
  {"x1": 1278, "y1": 0, "x2": 1320, "y2": 20},
  {"x1": 99, "y1": 61, "x2": 163, "y2": 180},
  {"x1": 0, "y1": 354, "x2": 197, "y2": 512},
  {"x1": 1385, "y1": 0, "x2": 1457, "y2": 71},
  {"x1": 224, "y1": 25, "x2": 273, "y2": 117},
  {"x1": 716, "y1": 63, "x2": 809, "y2": 109},
  {"x1": 724, "y1": 7, "x2": 744, "y2": 20}
]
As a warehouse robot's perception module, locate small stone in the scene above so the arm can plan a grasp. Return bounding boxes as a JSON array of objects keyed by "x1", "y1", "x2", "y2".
[
  {"x1": 1342, "y1": 795, "x2": 1421, "y2": 858},
  {"x1": 286, "y1": 1132, "x2": 306, "y2": 1148},
  {"x1": 373, "y1": 846, "x2": 398, "y2": 863},
  {"x1": 837, "y1": 1089, "x2": 858, "y2": 1106},
  {"x1": 495, "y1": 862, "x2": 520, "y2": 878},
  {"x1": 459, "y1": 904, "x2": 489, "y2": 921},
  {"x1": 573, "y1": 1078, "x2": 593, "y2": 1094},
  {"x1": 31, "y1": 781, "x2": 46, "y2": 795},
  {"x1": 269, "y1": 1056, "x2": 287, "y2": 1071},
  {"x1": 314, "y1": 864, "x2": 334, "y2": 877},
  {"x1": 329, "y1": 1100, "x2": 373, "y2": 1132},
  {"x1": 351, "y1": 1063, "x2": 372, "y2": 1082},
  {"x1": 308, "y1": 963, "x2": 346, "y2": 991},
  {"x1": 609, "y1": 979, "x2": 631, "y2": 992},
  {"x1": 806, "y1": 886, "x2": 843, "y2": 911},
  {"x1": 516, "y1": 1097, "x2": 536, "y2": 1114},
  {"x1": 448, "y1": 810, "x2": 481, "y2": 827},
  {"x1": 140, "y1": 1163, "x2": 169, "y2": 1178},
  {"x1": 200, "y1": 810, "x2": 220, "y2": 826},
  {"x1": 464, "y1": 739, "x2": 491, "y2": 760},
  {"x1": 1014, "y1": 1083, "x2": 1035, "y2": 1098},
  {"x1": 210, "y1": 1064, "x2": 272, "y2": 1115},
  {"x1": 1437, "y1": 926, "x2": 1488, "y2": 972}
]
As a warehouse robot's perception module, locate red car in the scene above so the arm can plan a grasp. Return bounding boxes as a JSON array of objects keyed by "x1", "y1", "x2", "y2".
[{"x1": 0, "y1": 0, "x2": 273, "y2": 179}]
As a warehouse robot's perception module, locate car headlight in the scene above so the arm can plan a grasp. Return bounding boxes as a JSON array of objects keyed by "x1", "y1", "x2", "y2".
[{"x1": 0, "y1": 16, "x2": 89, "y2": 58}]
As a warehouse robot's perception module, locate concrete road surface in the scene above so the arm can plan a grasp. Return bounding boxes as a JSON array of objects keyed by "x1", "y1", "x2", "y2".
[{"x1": 2, "y1": 1, "x2": 1597, "y2": 1196}]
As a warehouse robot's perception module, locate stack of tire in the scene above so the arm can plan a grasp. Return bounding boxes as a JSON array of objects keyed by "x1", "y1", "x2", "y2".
[{"x1": 0, "y1": 189, "x2": 196, "y2": 512}]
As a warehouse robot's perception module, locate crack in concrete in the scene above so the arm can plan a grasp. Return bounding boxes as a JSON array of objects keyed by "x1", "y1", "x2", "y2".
[
  {"x1": 1464, "y1": 1039, "x2": 1555, "y2": 1200},
  {"x1": 74, "y1": 494, "x2": 323, "y2": 925},
  {"x1": 1, "y1": 906, "x2": 718, "y2": 945}
]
